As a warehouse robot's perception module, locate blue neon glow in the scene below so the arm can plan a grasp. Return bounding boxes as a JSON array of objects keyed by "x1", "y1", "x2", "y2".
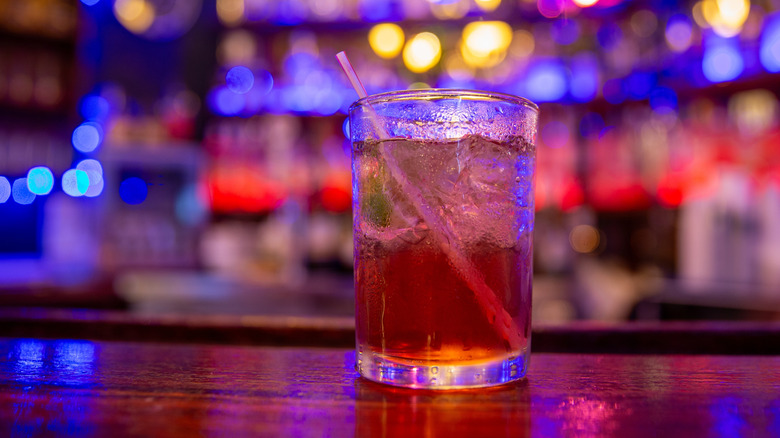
[
  {"x1": 649, "y1": 87, "x2": 678, "y2": 114},
  {"x1": 0, "y1": 177, "x2": 10, "y2": 203},
  {"x1": 208, "y1": 87, "x2": 245, "y2": 116},
  {"x1": 226, "y1": 66, "x2": 255, "y2": 94},
  {"x1": 580, "y1": 112, "x2": 605, "y2": 138},
  {"x1": 570, "y1": 52, "x2": 598, "y2": 102},
  {"x1": 72, "y1": 122, "x2": 103, "y2": 153},
  {"x1": 625, "y1": 71, "x2": 656, "y2": 100},
  {"x1": 62, "y1": 169, "x2": 90, "y2": 197},
  {"x1": 80, "y1": 95, "x2": 110, "y2": 121},
  {"x1": 760, "y1": 12, "x2": 780, "y2": 72},
  {"x1": 703, "y1": 36, "x2": 744, "y2": 83},
  {"x1": 12, "y1": 178, "x2": 35, "y2": 205},
  {"x1": 524, "y1": 60, "x2": 567, "y2": 103},
  {"x1": 552, "y1": 19, "x2": 580, "y2": 46},
  {"x1": 119, "y1": 177, "x2": 148, "y2": 205},
  {"x1": 27, "y1": 167, "x2": 54, "y2": 195}
]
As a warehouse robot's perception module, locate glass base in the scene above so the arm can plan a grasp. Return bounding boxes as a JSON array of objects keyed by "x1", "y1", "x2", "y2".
[{"x1": 357, "y1": 348, "x2": 529, "y2": 389}]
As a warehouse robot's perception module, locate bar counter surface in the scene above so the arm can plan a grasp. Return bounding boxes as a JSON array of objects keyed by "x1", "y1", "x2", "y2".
[{"x1": 2, "y1": 331, "x2": 780, "y2": 437}]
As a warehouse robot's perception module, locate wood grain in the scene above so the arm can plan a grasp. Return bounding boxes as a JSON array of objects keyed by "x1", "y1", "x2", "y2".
[{"x1": 1, "y1": 337, "x2": 779, "y2": 437}]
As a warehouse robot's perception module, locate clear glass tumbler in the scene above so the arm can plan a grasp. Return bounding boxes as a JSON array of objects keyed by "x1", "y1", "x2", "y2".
[{"x1": 350, "y1": 89, "x2": 538, "y2": 389}]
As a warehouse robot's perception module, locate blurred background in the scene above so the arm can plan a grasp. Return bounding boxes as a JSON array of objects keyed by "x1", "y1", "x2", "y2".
[{"x1": 1, "y1": 0, "x2": 779, "y2": 323}]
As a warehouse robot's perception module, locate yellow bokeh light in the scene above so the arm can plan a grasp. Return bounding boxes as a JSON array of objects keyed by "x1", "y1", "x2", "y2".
[
  {"x1": 569, "y1": 225, "x2": 601, "y2": 254},
  {"x1": 701, "y1": 0, "x2": 750, "y2": 37},
  {"x1": 431, "y1": 0, "x2": 470, "y2": 20},
  {"x1": 573, "y1": 0, "x2": 599, "y2": 7},
  {"x1": 444, "y1": 52, "x2": 475, "y2": 81},
  {"x1": 474, "y1": 0, "x2": 501, "y2": 12},
  {"x1": 368, "y1": 23, "x2": 405, "y2": 59},
  {"x1": 114, "y1": 0, "x2": 155, "y2": 34},
  {"x1": 217, "y1": 0, "x2": 245, "y2": 27},
  {"x1": 408, "y1": 82, "x2": 431, "y2": 90},
  {"x1": 461, "y1": 21, "x2": 513, "y2": 68},
  {"x1": 692, "y1": 2, "x2": 709, "y2": 28},
  {"x1": 402, "y1": 32, "x2": 442, "y2": 73}
]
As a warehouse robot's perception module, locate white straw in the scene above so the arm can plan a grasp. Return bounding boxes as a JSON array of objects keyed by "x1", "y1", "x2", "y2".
[{"x1": 336, "y1": 52, "x2": 368, "y2": 99}]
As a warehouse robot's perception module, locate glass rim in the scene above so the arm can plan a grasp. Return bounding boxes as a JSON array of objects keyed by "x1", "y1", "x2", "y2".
[{"x1": 351, "y1": 88, "x2": 539, "y2": 113}]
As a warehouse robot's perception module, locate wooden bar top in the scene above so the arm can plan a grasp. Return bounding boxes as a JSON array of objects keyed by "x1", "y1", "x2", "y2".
[{"x1": 1, "y1": 337, "x2": 779, "y2": 437}]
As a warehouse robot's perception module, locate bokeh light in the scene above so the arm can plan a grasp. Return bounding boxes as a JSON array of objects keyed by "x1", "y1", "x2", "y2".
[
  {"x1": 631, "y1": 10, "x2": 659, "y2": 38},
  {"x1": 602, "y1": 78, "x2": 626, "y2": 104},
  {"x1": 461, "y1": 21, "x2": 513, "y2": 69},
  {"x1": 538, "y1": 0, "x2": 564, "y2": 18},
  {"x1": 81, "y1": 0, "x2": 101, "y2": 5},
  {"x1": 474, "y1": 0, "x2": 501, "y2": 12},
  {"x1": 702, "y1": 36, "x2": 744, "y2": 82},
  {"x1": 12, "y1": 179, "x2": 35, "y2": 205},
  {"x1": 80, "y1": 95, "x2": 111, "y2": 121},
  {"x1": 760, "y1": 12, "x2": 780, "y2": 72},
  {"x1": 510, "y1": 30, "x2": 535, "y2": 58},
  {"x1": 649, "y1": 87, "x2": 678, "y2": 114},
  {"x1": 402, "y1": 32, "x2": 442, "y2": 73},
  {"x1": 666, "y1": 14, "x2": 694, "y2": 52},
  {"x1": 27, "y1": 167, "x2": 54, "y2": 196},
  {"x1": 226, "y1": 66, "x2": 254, "y2": 94},
  {"x1": 62, "y1": 169, "x2": 90, "y2": 197},
  {"x1": 430, "y1": 0, "x2": 470, "y2": 20},
  {"x1": 217, "y1": 0, "x2": 245, "y2": 26},
  {"x1": 209, "y1": 86, "x2": 245, "y2": 116},
  {"x1": 71, "y1": 122, "x2": 103, "y2": 153},
  {"x1": 570, "y1": 224, "x2": 601, "y2": 253},
  {"x1": 524, "y1": 60, "x2": 567, "y2": 102},
  {"x1": 119, "y1": 177, "x2": 148, "y2": 205},
  {"x1": 701, "y1": 0, "x2": 750, "y2": 38},
  {"x1": 114, "y1": 0, "x2": 155, "y2": 35},
  {"x1": 573, "y1": 0, "x2": 599, "y2": 7},
  {"x1": 368, "y1": 23, "x2": 405, "y2": 59},
  {"x1": 0, "y1": 177, "x2": 10, "y2": 203},
  {"x1": 342, "y1": 118, "x2": 350, "y2": 140}
]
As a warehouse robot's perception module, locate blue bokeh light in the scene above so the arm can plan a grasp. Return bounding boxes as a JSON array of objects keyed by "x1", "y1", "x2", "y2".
[
  {"x1": 359, "y1": 0, "x2": 397, "y2": 22},
  {"x1": 760, "y1": 12, "x2": 780, "y2": 72},
  {"x1": 649, "y1": 87, "x2": 678, "y2": 114},
  {"x1": 273, "y1": 0, "x2": 308, "y2": 25},
  {"x1": 80, "y1": 95, "x2": 110, "y2": 121},
  {"x1": 80, "y1": 0, "x2": 100, "y2": 5},
  {"x1": 255, "y1": 70, "x2": 274, "y2": 95},
  {"x1": 602, "y1": 78, "x2": 625, "y2": 104},
  {"x1": 226, "y1": 66, "x2": 255, "y2": 94},
  {"x1": 77, "y1": 159, "x2": 103, "y2": 177},
  {"x1": 27, "y1": 167, "x2": 54, "y2": 195},
  {"x1": 570, "y1": 52, "x2": 599, "y2": 102},
  {"x1": 703, "y1": 36, "x2": 744, "y2": 83},
  {"x1": 208, "y1": 86, "x2": 245, "y2": 116},
  {"x1": 0, "y1": 176, "x2": 10, "y2": 203},
  {"x1": 541, "y1": 121, "x2": 570, "y2": 149},
  {"x1": 625, "y1": 71, "x2": 656, "y2": 100},
  {"x1": 524, "y1": 60, "x2": 567, "y2": 103},
  {"x1": 72, "y1": 122, "x2": 103, "y2": 153},
  {"x1": 12, "y1": 178, "x2": 35, "y2": 205},
  {"x1": 666, "y1": 14, "x2": 693, "y2": 51},
  {"x1": 119, "y1": 177, "x2": 148, "y2": 205},
  {"x1": 62, "y1": 169, "x2": 90, "y2": 197}
]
